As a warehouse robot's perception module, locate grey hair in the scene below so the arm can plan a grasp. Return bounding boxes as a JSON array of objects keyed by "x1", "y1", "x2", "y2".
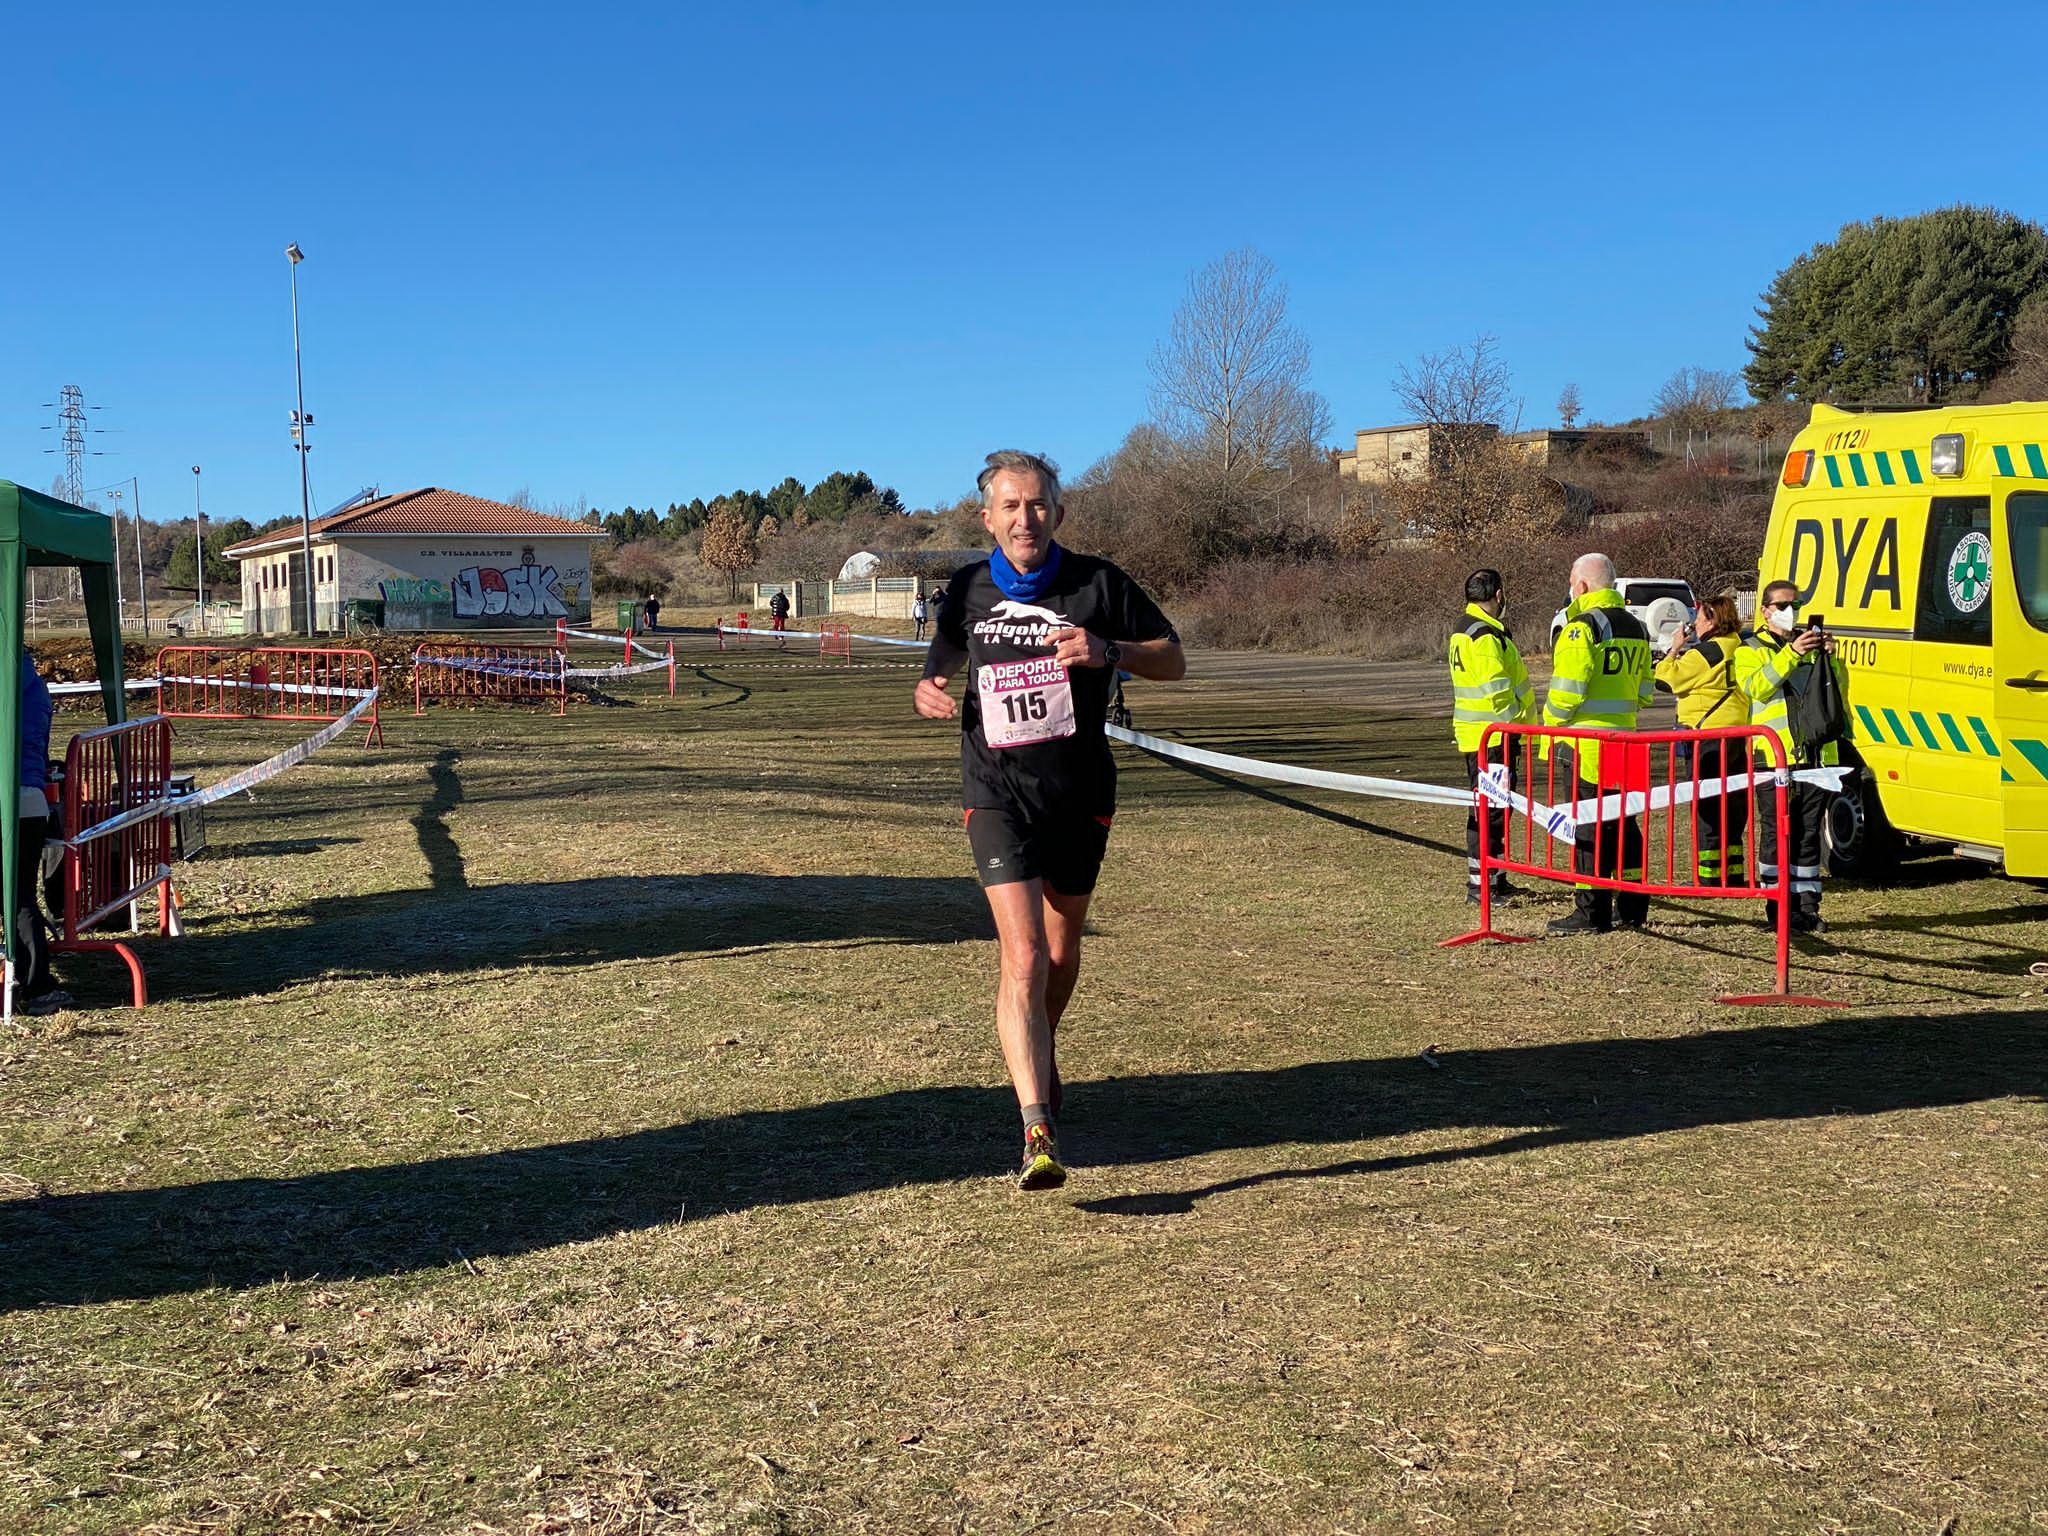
[
  {"x1": 977, "y1": 450, "x2": 1063, "y2": 508},
  {"x1": 1572, "y1": 551, "x2": 1616, "y2": 590}
]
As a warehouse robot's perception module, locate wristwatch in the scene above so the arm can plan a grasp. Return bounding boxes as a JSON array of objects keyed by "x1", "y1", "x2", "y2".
[{"x1": 1103, "y1": 640, "x2": 1123, "y2": 667}]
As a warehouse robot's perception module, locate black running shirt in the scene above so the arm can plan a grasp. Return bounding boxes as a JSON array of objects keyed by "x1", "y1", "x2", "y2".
[{"x1": 934, "y1": 551, "x2": 1177, "y2": 819}]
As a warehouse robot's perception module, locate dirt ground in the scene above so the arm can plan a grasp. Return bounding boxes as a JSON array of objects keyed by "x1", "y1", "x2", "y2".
[{"x1": 3, "y1": 647, "x2": 2045, "y2": 1533}]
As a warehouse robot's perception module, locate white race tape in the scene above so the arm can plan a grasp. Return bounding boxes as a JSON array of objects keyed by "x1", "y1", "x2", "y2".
[
  {"x1": 566, "y1": 657, "x2": 673, "y2": 680},
  {"x1": 717, "y1": 625, "x2": 925, "y2": 651},
  {"x1": 157, "y1": 674, "x2": 376, "y2": 700},
  {"x1": 65, "y1": 689, "x2": 381, "y2": 849},
  {"x1": 414, "y1": 655, "x2": 563, "y2": 680},
  {"x1": 560, "y1": 626, "x2": 669, "y2": 661},
  {"x1": 1107, "y1": 723, "x2": 1850, "y2": 837},
  {"x1": 180, "y1": 689, "x2": 380, "y2": 809},
  {"x1": 50, "y1": 678, "x2": 163, "y2": 696},
  {"x1": 1475, "y1": 762, "x2": 1850, "y2": 845},
  {"x1": 1105, "y1": 724, "x2": 1471, "y2": 808}
]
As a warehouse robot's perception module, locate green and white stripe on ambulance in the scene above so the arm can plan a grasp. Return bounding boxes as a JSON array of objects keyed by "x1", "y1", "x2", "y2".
[
  {"x1": 1848, "y1": 701, "x2": 2048, "y2": 786},
  {"x1": 1807, "y1": 440, "x2": 2046, "y2": 490},
  {"x1": 1991, "y1": 443, "x2": 2048, "y2": 479}
]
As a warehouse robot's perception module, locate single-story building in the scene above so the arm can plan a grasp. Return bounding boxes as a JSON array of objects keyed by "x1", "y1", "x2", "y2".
[
  {"x1": 161, "y1": 599, "x2": 244, "y2": 638},
  {"x1": 224, "y1": 488, "x2": 600, "y2": 634},
  {"x1": 1503, "y1": 427, "x2": 1650, "y2": 467},
  {"x1": 1336, "y1": 422, "x2": 1499, "y2": 484}
]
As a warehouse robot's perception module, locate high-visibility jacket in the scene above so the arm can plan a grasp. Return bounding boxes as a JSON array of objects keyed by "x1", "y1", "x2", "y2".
[
  {"x1": 1543, "y1": 588, "x2": 1654, "y2": 778},
  {"x1": 1734, "y1": 628, "x2": 1849, "y2": 766},
  {"x1": 1654, "y1": 634, "x2": 1750, "y2": 731},
  {"x1": 1448, "y1": 603, "x2": 1535, "y2": 753}
]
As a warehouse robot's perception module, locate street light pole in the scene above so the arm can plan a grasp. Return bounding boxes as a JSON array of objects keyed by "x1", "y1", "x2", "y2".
[
  {"x1": 287, "y1": 241, "x2": 316, "y2": 637},
  {"x1": 130, "y1": 476, "x2": 150, "y2": 637},
  {"x1": 106, "y1": 486, "x2": 128, "y2": 629},
  {"x1": 190, "y1": 465, "x2": 204, "y2": 632}
]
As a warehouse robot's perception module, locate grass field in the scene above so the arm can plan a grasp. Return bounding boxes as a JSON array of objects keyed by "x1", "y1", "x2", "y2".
[{"x1": 4, "y1": 637, "x2": 2046, "y2": 1534}]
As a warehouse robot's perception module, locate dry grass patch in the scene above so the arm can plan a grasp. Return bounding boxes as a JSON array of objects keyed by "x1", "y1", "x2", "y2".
[{"x1": 3, "y1": 644, "x2": 2046, "y2": 1532}]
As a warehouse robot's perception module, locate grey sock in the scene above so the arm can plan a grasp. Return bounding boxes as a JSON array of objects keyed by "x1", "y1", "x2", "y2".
[{"x1": 1021, "y1": 1102, "x2": 1053, "y2": 1134}]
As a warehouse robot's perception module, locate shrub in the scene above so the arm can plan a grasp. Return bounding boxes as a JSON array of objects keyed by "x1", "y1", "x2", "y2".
[{"x1": 1172, "y1": 505, "x2": 1771, "y2": 660}]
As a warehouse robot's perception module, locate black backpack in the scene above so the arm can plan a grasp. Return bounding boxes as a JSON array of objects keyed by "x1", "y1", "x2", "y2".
[{"x1": 1781, "y1": 650, "x2": 1848, "y2": 763}]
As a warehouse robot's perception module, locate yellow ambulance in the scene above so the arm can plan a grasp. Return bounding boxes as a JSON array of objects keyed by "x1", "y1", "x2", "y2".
[{"x1": 1759, "y1": 401, "x2": 2048, "y2": 875}]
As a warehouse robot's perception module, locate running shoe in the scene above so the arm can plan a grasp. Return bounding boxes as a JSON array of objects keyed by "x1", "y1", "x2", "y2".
[{"x1": 1018, "y1": 1124, "x2": 1067, "y2": 1191}]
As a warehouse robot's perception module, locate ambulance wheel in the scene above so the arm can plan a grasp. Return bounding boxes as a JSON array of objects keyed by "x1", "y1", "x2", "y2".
[{"x1": 1824, "y1": 767, "x2": 1900, "y2": 878}]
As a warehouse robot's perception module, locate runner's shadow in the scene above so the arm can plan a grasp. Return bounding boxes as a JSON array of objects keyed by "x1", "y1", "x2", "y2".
[
  {"x1": 5, "y1": 1008, "x2": 2039, "y2": 1308},
  {"x1": 414, "y1": 747, "x2": 466, "y2": 892}
]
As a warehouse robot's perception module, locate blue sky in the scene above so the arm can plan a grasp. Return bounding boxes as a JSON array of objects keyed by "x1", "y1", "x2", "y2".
[{"x1": 4, "y1": 1, "x2": 2044, "y2": 525}]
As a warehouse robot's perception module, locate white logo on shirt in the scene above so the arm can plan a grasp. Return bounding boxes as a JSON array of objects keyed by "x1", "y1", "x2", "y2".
[{"x1": 973, "y1": 598, "x2": 1070, "y2": 645}]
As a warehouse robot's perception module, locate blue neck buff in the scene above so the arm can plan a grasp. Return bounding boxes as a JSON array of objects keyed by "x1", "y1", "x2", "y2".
[{"x1": 990, "y1": 541, "x2": 1063, "y2": 603}]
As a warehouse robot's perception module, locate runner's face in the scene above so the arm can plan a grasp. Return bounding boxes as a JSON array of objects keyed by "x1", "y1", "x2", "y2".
[{"x1": 981, "y1": 470, "x2": 1063, "y2": 571}]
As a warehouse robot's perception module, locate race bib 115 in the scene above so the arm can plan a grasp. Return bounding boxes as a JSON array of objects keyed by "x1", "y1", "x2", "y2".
[{"x1": 977, "y1": 656, "x2": 1077, "y2": 749}]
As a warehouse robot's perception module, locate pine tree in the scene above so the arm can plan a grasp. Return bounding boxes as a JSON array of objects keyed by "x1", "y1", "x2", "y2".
[{"x1": 1746, "y1": 207, "x2": 2048, "y2": 403}]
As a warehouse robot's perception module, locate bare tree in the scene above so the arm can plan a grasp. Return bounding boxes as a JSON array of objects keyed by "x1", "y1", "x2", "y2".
[
  {"x1": 1652, "y1": 366, "x2": 1742, "y2": 445},
  {"x1": 1988, "y1": 294, "x2": 2048, "y2": 402},
  {"x1": 1557, "y1": 382, "x2": 1582, "y2": 429},
  {"x1": 1393, "y1": 334, "x2": 1517, "y2": 429},
  {"x1": 1148, "y1": 248, "x2": 1331, "y2": 479}
]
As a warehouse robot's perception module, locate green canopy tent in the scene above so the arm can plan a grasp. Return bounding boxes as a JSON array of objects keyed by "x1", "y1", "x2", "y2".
[{"x1": 0, "y1": 480, "x2": 129, "y2": 1002}]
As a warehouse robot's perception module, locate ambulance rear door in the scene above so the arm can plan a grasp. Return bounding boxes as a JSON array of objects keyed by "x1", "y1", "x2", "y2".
[
  {"x1": 1903, "y1": 495, "x2": 2002, "y2": 848},
  {"x1": 1995, "y1": 485, "x2": 2048, "y2": 875}
]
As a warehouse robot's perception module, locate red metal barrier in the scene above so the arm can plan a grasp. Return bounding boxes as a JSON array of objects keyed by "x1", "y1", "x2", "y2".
[
  {"x1": 156, "y1": 646, "x2": 384, "y2": 745},
  {"x1": 52, "y1": 715, "x2": 179, "y2": 1007},
  {"x1": 1441, "y1": 723, "x2": 1827, "y2": 1007},
  {"x1": 820, "y1": 619, "x2": 852, "y2": 662},
  {"x1": 413, "y1": 643, "x2": 566, "y2": 715}
]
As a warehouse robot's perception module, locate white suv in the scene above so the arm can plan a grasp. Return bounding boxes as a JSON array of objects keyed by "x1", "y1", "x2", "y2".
[{"x1": 1549, "y1": 577, "x2": 1697, "y2": 656}]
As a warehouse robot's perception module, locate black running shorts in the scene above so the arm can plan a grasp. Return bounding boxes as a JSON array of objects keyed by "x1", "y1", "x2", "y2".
[{"x1": 965, "y1": 807, "x2": 1112, "y2": 894}]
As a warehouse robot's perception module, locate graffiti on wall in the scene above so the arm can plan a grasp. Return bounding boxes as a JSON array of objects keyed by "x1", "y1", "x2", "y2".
[
  {"x1": 380, "y1": 576, "x2": 449, "y2": 605},
  {"x1": 452, "y1": 562, "x2": 570, "y2": 619}
]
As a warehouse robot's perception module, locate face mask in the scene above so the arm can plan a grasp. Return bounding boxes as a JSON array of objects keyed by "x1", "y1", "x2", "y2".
[{"x1": 1767, "y1": 603, "x2": 1799, "y2": 632}]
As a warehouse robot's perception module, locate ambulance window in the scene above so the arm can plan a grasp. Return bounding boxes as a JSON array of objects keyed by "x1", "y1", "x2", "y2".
[
  {"x1": 2007, "y1": 491, "x2": 2048, "y2": 633},
  {"x1": 1914, "y1": 496, "x2": 1992, "y2": 646}
]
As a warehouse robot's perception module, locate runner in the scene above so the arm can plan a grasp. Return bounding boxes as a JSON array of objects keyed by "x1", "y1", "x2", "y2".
[{"x1": 914, "y1": 450, "x2": 1185, "y2": 1189}]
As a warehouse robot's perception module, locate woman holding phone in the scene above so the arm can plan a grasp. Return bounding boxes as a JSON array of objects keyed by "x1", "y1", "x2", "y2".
[{"x1": 1654, "y1": 594, "x2": 1751, "y2": 887}]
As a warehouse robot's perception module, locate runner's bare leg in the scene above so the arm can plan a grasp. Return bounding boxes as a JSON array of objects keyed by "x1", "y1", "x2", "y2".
[
  {"x1": 1043, "y1": 886, "x2": 1090, "y2": 1030},
  {"x1": 984, "y1": 877, "x2": 1053, "y2": 1108}
]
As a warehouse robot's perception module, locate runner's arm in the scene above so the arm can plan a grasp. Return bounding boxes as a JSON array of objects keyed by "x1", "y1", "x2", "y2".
[
  {"x1": 1050, "y1": 628, "x2": 1185, "y2": 681},
  {"x1": 1118, "y1": 634, "x2": 1185, "y2": 681},
  {"x1": 915, "y1": 636, "x2": 967, "y2": 719}
]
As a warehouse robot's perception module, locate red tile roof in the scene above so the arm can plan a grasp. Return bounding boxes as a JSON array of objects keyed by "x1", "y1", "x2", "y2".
[{"x1": 223, "y1": 489, "x2": 598, "y2": 556}]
